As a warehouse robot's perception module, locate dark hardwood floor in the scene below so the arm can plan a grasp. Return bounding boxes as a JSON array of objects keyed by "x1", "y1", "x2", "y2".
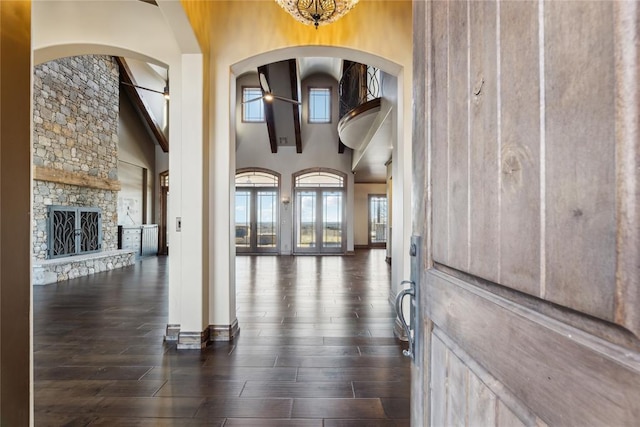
[{"x1": 34, "y1": 249, "x2": 410, "y2": 426}]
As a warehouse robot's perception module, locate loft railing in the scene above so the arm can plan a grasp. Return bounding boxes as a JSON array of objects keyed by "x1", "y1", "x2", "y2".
[{"x1": 339, "y1": 61, "x2": 380, "y2": 119}]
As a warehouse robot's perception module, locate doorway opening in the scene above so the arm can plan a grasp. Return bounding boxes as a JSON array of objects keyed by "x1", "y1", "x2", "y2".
[
  {"x1": 368, "y1": 194, "x2": 387, "y2": 248},
  {"x1": 235, "y1": 169, "x2": 280, "y2": 253},
  {"x1": 294, "y1": 169, "x2": 346, "y2": 254},
  {"x1": 159, "y1": 170, "x2": 169, "y2": 255}
]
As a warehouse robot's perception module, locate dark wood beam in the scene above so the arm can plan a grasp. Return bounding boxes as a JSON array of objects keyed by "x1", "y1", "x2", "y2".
[
  {"x1": 116, "y1": 57, "x2": 169, "y2": 152},
  {"x1": 258, "y1": 65, "x2": 278, "y2": 153},
  {"x1": 288, "y1": 59, "x2": 303, "y2": 153}
]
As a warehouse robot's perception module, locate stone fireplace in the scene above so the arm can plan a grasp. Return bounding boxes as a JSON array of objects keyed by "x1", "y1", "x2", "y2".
[{"x1": 32, "y1": 55, "x2": 136, "y2": 284}]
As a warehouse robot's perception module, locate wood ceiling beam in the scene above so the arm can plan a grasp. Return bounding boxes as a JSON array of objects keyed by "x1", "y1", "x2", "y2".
[
  {"x1": 288, "y1": 59, "x2": 303, "y2": 153},
  {"x1": 258, "y1": 65, "x2": 278, "y2": 153},
  {"x1": 116, "y1": 57, "x2": 169, "y2": 153}
]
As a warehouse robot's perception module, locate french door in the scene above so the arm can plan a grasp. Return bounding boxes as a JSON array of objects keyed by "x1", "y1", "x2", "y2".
[
  {"x1": 295, "y1": 189, "x2": 344, "y2": 254},
  {"x1": 368, "y1": 195, "x2": 387, "y2": 247},
  {"x1": 235, "y1": 188, "x2": 278, "y2": 253}
]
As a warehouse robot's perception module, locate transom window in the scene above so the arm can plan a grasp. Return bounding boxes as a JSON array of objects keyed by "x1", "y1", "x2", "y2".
[
  {"x1": 295, "y1": 170, "x2": 344, "y2": 187},
  {"x1": 308, "y1": 87, "x2": 331, "y2": 123},
  {"x1": 236, "y1": 170, "x2": 279, "y2": 187},
  {"x1": 242, "y1": 87, "x2": 265, "y2": 122}
]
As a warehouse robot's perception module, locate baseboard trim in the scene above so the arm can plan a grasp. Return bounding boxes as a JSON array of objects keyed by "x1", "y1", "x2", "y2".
[
  {"x1": 164, "y1": 324, "x2": 180, "y2": 342},
  {"x1": 177, "y1": 328, "x2": 209, "y2": 350},
  {"x1": 209, "y1": 318, "x2": 240, "y2": 342}
]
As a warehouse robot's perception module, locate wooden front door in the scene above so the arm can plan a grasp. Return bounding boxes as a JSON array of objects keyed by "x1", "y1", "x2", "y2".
[{"x1": 411, "y1": 1, "x2": 640, "y2": 425}]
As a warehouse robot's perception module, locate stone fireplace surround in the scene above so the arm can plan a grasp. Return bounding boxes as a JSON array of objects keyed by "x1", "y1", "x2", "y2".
[{"x1": 32, "y1": 55, "x2": 136, "y2": 284}]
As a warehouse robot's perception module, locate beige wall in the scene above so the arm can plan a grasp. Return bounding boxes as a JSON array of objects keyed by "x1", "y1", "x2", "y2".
[{"x1": 354, "y1": 183, "x2": 387, "y2": 246}]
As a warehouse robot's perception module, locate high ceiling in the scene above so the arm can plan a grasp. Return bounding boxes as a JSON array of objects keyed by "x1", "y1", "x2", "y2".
[{"x1": 246, "y1": 57, "x2": 393, "y2": 183}]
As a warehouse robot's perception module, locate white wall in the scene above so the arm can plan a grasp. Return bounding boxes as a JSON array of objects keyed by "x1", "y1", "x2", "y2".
[
  {"x1": 235, "y1": 73, "x2": 355, "y2": 254},
  {"x1": 354, "y1": 183, "x2": 387, "y2": 246},
  {"x1": 124, "y1": 58, "x2": 169, "y2": 136}
]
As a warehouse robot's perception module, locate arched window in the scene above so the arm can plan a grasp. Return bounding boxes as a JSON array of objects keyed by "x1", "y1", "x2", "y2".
[
  {"x1": 235, "y1": 169, "x2": 280, "y2": 253},
  {"x1": 293, "y1": 168, "x2": 346, "y2": 254}
]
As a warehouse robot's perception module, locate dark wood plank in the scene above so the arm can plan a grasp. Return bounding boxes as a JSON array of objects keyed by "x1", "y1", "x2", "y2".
[
  {"x1": 195, "y1": 397, "x2": 293, "y2": 418},
  {"x1": 291, "y1": 398, "x2": 386, "y2": 419},
  {"x1": 94, "y1": 396, "x2": 204, "y2": 418},
  {"x1": 224, "y1": 420, "x2": 321, "y2": 427},
  {"x1": 154, "y1": 379, "x2": 245, "y2": 397},
  {"x1": 297, "y1": 367, "x2": 410, "y2": 383},
  {"x1": 34, "y1": 252, "x2": 409, "y2": 423},
  {"x1": 241, "y1": 381, "x2": 354, "y2": 398}
]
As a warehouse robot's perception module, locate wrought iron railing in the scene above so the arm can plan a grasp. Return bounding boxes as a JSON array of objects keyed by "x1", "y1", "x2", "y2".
[
  {"x1": 339, "y1": 61, "x2": 380, "y2": 119},
  {"x1": 48, "y1": 206, "x2": 102, "y2": 258}
]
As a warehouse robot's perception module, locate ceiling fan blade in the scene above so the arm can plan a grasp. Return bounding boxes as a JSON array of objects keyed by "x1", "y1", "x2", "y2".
[
  {"x1": 271, "y1": 95, "x2": 301, "y2": 105},
  {"x1": 241, "y1": 95, "x2": 265, "y2": 104},
  {"x1": 259, "y1": 72, "x2": 271, "y2": 94}
]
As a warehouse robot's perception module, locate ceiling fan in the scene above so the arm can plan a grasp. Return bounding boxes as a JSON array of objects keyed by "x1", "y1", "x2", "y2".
[{"x1": 243, "y1": 72, "x2": 301, "y2": 105}]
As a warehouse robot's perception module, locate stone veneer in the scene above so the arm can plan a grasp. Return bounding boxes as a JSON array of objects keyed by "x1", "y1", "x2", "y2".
[
  {"x1": 32, "y1": 55, "x2": 121, "y2": 271},
  {"x1": 32, "y1": 250, "x2": 136, "y2": 285}
]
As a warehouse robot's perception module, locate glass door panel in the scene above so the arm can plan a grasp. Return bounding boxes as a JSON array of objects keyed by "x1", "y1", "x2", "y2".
[
  {"x1": 296, "y1": 191, "x2": 316, "y2": 249},
  {"x1": 322, "y1": 191, "x2": 343, "y2": 249},
  {"x1": 235, "y1": 190, "x2": 251, "y2": 250},
  {"x1": 369, "y1": 195, "x2": 387, "y2": 246},
  {"x1": 257, "y1": 190, "x2": 277, "y2": 248}
]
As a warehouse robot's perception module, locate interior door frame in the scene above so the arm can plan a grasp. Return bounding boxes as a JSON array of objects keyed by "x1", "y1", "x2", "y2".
[
  {"x1": 367, "y1": 194, "x2": 388, "y2": 248},
  {"x1": 293, "y1": 187, "x2": 346, "y2": 254},
  {"x1": 235, "y1": 186, "x2": 279, "y2": 254},
  {"x1": 158, "y1": 170, "x2": 169, "y2": 255},
  {"x1": 292, "y1": 168, "x2": 347, "y2": 255}
]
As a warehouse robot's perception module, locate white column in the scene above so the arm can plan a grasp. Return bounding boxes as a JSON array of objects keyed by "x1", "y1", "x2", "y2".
[
  {"x1": 168, "y1": 53, "x2": 207, "y2": 348},
  {"x1": 207, "y1": 67, "x2": 238, "y2": 340}
]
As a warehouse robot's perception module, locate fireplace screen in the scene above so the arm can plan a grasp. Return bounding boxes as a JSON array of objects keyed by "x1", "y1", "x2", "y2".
[{"x1": 48, "y1": 206, "x2": 102, "y2": 259}]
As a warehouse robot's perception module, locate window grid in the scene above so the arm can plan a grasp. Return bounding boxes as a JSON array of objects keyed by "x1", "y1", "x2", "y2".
[
  {"x1": 308, "y1": 87, "x2": 331, "y2": 123},
  {"x1": 242, "y1": 87, "x2": 265, "y2": 122},
  {"x1": 295, "y1": 171, "x2": 344, "y2": 188}
]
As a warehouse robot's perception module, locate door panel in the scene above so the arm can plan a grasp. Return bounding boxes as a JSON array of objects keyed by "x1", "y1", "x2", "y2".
[
  {"x1": 256, "y1": 190, "x2": 277, "y2": 248},
  {"x1": 235, "y1": 190, "x2": 251, "y2": 250},
  {"x1": 412, "y1": 1, "x2": 640, "y2": 425},
  {"x1": 369, "y1": 195, "x2": 387, "y2": 247},
  {"x1": 295, "y1": 189, "x2": 344, "y2": 253},
  {"x1": 296, "y1": 191, "x2": 316, "y2": 250},
  {"x1": 235, "y1": 188, "x2": 278, "y2": 253},
  {"x1": 322, "y1": 191, "x2": 342, "y2": 249}
]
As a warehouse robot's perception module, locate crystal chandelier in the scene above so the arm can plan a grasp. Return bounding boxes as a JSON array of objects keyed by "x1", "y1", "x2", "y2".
[{"x1": 275, "y1": 0, "x2": 360, "y2": 29}]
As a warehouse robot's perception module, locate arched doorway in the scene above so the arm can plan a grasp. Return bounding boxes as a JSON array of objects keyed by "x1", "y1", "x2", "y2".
[
  {"x1": 235, "y1": 168, "x2": 280, "y2": 254},
  {"x1": 293, "y1": 168, "x2": 346, "y2": 254}
]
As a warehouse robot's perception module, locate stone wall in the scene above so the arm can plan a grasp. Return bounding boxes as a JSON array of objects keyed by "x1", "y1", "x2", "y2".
[
  {"x1": 32, "y1": 182, "x2": 118, "y2": 259},
  {"x1": 32, "y1": 55, "x2": 119, "y2": 260}
]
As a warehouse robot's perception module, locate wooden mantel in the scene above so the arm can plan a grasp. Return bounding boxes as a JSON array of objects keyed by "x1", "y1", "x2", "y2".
[{"x1": 34, "y1": 166, "x2": 121, "y2": 191}]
